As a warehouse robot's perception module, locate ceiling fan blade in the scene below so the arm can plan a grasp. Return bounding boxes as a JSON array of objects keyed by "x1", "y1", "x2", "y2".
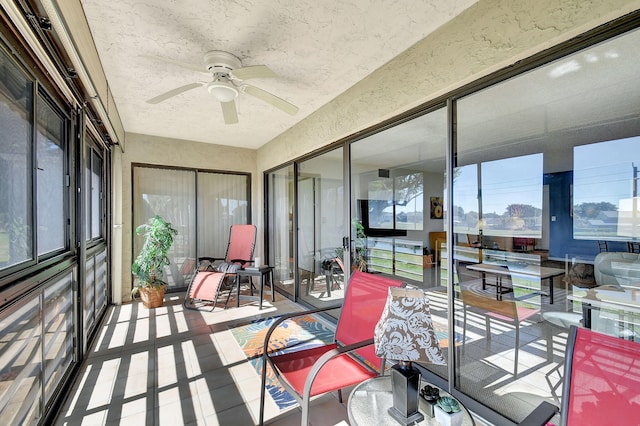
[
  {"x1": 141, "y1": 54, "x2": 207, "y2": 75},
  {"x1": 221, "y1": 100, "x2": 239, "y2": 124},
  {"x1": 230, "y1": 65, "x2": 277, "y2": 80},
  {"x1": 146, "y1": 82, "x2": 204, "y2": 104},
  {"x1": 242, "y1": 85, "x2": 299, "y2": 115}
]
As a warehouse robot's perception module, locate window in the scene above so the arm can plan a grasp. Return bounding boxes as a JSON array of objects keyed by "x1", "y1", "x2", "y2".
[
  {"x1": 133, "y1": 166, "x2": 250, "y2": 290},
  {"x1": 197, "y1": 171, "x2": 249, "y2": 255},
  {"x1": 85, "y1": 138, "x2": 104, "y2": 242},
  {"x1": 0, "y1": 269, "x2": 75, "y2": 424},
  {"x1": 36, "y1": 95, "x2": 66, "y2": 255},
  {"x1": 454, "y1": 27, "x2": 640, "y2": 423},
  {"x1": 573, "y1": 137, "x2": 640, "y2": 240},
  {"x1": 364, "y1": 172, "x2": 424, "y2": 232},
  {"x1": 454, "y1": 154, "x2": 543, "y2": 240},
  {"x1": 0, "y1": 48, "x2": 34, "y2": 270}
]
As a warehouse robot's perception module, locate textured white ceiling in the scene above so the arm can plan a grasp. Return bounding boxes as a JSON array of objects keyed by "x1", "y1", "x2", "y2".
[{"x1": 79, "y1": 0, "x2": 477, "y2": 149}]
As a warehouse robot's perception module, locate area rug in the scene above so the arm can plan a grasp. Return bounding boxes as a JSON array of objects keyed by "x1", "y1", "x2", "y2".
[
  {"x1": 230, "y1": 314, "x2": 335, "y2": 411},
  {"x1": 432, "y1": 318, "x2": 467, "y2": 348}
]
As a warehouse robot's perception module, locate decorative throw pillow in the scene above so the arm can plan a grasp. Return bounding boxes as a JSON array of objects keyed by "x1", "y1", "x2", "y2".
[
  {"x1": 564, "y1": 263, "x2": 596, "y2": 288},
  {"x1": 216, "y1": 262, "x2": 240, "y2": 273}
]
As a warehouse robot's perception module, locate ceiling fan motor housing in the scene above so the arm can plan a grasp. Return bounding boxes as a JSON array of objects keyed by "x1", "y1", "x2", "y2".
[{"x1": 204, "y1": 50, "x2": 242, "y2": 74}]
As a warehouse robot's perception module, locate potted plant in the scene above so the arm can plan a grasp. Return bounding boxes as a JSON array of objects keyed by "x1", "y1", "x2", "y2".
[
  {"x1": 131, "y1": 215, "x2": 178, "y2": 308},
  {"x1": 434, "y1": 396, "x2": 463, "y2": 426}
]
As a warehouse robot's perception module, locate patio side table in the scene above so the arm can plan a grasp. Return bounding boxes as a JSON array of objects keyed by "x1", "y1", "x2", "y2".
[
  {"x1": 348, "y1": 376, "x2": 475, "y2": 426},
  {"x1": 236, "y1": 266, "x2": 275, "y2": 309}
]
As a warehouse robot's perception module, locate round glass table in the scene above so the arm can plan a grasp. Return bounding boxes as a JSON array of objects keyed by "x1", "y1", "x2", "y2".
[{"x1": 348, "y1": 376, "x2": 475, "y2": 426}]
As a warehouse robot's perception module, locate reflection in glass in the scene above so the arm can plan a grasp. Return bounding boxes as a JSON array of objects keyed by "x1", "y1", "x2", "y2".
[
  {"x1": 95, "y1": 249, "x2": 107, "y2": 319},
  {"x1": 267, "y1": 165, "x2": 295, "y2": 297},
  {"x1": 350, "y1": 108, "x2": 448, "y2": 385},
  {"x1": 0, "y1": 297, "x2": 42, "y2": 424},
  {"x1": 197, "y1": 171, "x2": 248, "y2": 254},
  {"x1": 351, "y1": 108, "x2": 446, "y2": 289},
  {"x1": 573, "y1": 137, "x2": 640, "y2": 240},
  {"x1": 91, "y1": 151, "x2": 102, "y2": 239},
  {"x1": 84, "y1": 255, "x2": 95, "y2": 330},
  {"x1": 134, "y1": 167, "x2": 197, "y2": 290},
  {"x1": 453, "y1": 164, "x2": 479, "y2": 235},
  {"x1": 298, "y1": 148, "x2": 344, "y2": 308},
  {"x1": 0, "y1": 49, "x2": 33, "y2": 269},
  {"x1": 36, "y1": 96, "x2": 65, "y2": 255},
  {"x1": 44, "y1": 272, "x2": 74, "y2": 400},
  {"x1": 454, "y1": 154, "x2": 543, "y2": 250},
  {"x1": 482, "y1": 154, "x2": 543, "y2": 239},
  {"x1": 454, "y1": 27, "x2": 640, "y2": 423},
  {"x1": 367, "y1": 172, "x2": 424, "y2": 231}
]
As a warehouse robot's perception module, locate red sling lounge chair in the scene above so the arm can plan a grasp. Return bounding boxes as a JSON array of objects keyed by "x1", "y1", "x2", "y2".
[
  {"x1": 183, "y1": 224, "x2": 256, "y2": 311},
  {"x1": 258, "y1": 271, "x2": 404, "y2": 426}
]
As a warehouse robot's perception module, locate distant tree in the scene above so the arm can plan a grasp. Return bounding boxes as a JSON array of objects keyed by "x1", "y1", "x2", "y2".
[
  {"x1": 505, "y1": 204, "x2": 541, "y2": 218},
  {"x1": 395, "y1": 173, "x2": 423, "y2": 204},
  {"x1": 573, "y1": 202, "x2": 618, "y2": 218}
]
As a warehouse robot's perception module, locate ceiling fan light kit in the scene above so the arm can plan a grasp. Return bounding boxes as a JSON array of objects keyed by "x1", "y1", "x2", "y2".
[
  {"x1": 146, "y1": 50, "x2": 298, "y2": 124},
  {"x1": 207, "y1": 79, "x2": 238, "y2": 103}
]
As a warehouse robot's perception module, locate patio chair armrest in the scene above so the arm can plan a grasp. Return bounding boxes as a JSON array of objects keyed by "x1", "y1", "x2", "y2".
[
  {"x1": 262, "y1": 305, "x2": 342, "y2": 357},
  {"x1": 519, "y1": 401, "x2": 558, "y2": 426},
  {"x1": 513, "y1": 291, "x2": 542, "y2": 302},
  {"x1": 198, "y1": 256, "x2": 224, "y2": 263},
  {"x1": 196, "y1": 257, "x2": 225, "y2": 271},
  {"x1": 302, "y1": 337, "x2": 375, "y2": 398}
]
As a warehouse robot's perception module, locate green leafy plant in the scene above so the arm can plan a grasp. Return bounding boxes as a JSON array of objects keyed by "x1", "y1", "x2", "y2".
[
  {"x1": 131, "y1": 215, "x2": 178, "y2": 297},
  {"x1": 437, "y1": 396, "x2": 461, "y2": 413},
  {"x1": 334, "y1": 218, "x2": 367, "y2": 271}
]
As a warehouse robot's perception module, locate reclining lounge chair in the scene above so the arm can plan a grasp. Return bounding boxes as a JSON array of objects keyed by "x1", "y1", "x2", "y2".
[{"x1": 183, "y1": 224, "x2": 256, "y2": 311}]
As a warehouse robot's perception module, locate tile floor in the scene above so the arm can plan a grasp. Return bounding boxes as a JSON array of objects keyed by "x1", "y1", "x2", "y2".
[
  {"x1": 54, "y1": 287, "x2": 496, "y2": 425},
  {"x1": 54, "y1": 289, "x2": 364, "y2": 426}
]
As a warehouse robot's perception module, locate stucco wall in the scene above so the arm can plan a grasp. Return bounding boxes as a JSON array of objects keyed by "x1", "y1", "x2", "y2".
[
  {"x1": 115, "y1": 133, "x2": 256, "y2": 302},
  {"x1": 257, "y1": 0, "x2": 640, "y2": 173}
]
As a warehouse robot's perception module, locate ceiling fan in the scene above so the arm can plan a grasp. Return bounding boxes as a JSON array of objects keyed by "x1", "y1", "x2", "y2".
[{"x1": 145, "y1": 50, "x2": 299, "y2": 124}]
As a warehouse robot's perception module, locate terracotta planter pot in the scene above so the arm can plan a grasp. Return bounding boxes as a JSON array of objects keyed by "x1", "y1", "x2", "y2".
[{"x1": 138, "y1": 285, "x2": 167, "y2": 308}]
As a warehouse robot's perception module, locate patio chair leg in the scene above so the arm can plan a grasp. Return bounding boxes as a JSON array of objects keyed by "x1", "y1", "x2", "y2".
[
  {"x1": 462, "y1": 306, "x2": 467, "y2": 356},
  {"x1": 485, "y1": 317, "x2": 491, "y2": 349},
  {"x1": 224, "y1": 276, "x2": 238, "y2": 308},
  {"x1": 301, "y1": 397, "x2": 310, "y2": 426},
  {"x1": 514, "y1": 321, "x2": 520, "y2": 376},
  {"x1": 259, "y1": 353, "x2": 268, "y2": 426}
]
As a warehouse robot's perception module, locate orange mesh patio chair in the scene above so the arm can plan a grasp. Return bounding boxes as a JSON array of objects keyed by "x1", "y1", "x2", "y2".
[
  {"x1": 183, "y1": 224, "x2": 256, "y2": 311},
  {"x1": 520, "y1": 325, "x2": 640, "y2": 425},
  {"x1": 460, "y1": 287, "x2": 540, "y2": 376},
  {"x1": 258, "y1": 271, "x2": 404, "y2": 426}
]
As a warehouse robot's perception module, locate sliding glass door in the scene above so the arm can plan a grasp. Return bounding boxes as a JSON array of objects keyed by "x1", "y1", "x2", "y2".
[
  {"x1": 452, "y1": 28, "x2": 640, "y2": 422},
  {"x1": 349, "y1": 107, "x2": 449, "y2": 378},
  {"x1": 133, "y1": 166, "x2": 250, "y2": 291},
  {"x1": 298, "y1": 147, "x2": 345, "y2": 308},
  {"x1": 266, "y1": 165, "x2": 295, "y2": 298}
]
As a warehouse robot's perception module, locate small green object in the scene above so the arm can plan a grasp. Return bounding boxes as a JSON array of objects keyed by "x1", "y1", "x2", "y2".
[{"x1": 436, "y1": 396, "x2": 461, "y2": 413}]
